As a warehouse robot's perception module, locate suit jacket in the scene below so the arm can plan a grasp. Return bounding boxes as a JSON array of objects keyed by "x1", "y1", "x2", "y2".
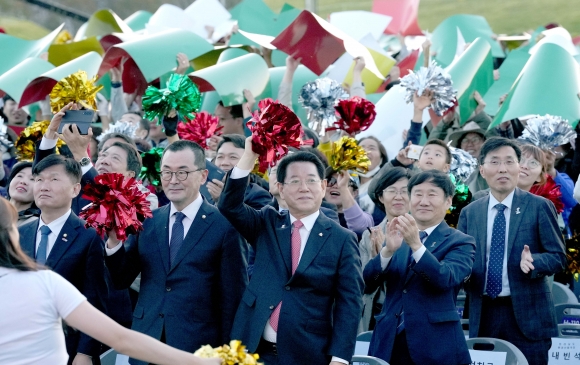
[
  {"x1": 364, "y1": 222, "x2": 475, "y2": 364},
  {"x1": 105, "y1": 199, "x2": 248, "y2": 365},
  {"x1": 457, "y1": 188, "x2": 566, "y2": 340},
  {"x1": 218, "y1": 172, "x2": 364, "y2": 365},
  {"x1": 34, "y1": 143, "x2": 158, "y2": 214},
  {"x1": 19, "y1": 213, "x2": 108, "y2": 358}
]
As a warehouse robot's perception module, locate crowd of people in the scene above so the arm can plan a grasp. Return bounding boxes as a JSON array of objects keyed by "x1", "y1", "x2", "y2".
[{"x1": 0, "y1": 12, "x2": 578, "y2": 365}]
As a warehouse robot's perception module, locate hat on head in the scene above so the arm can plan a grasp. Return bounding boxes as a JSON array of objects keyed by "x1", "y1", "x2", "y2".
[{"x1": 447, "y1": 121, "x2": 487, "y2": 147}]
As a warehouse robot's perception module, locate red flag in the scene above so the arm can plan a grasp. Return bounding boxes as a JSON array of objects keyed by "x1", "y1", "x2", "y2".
[
  {"x1": 397, "y1": 48, "x2": 420, "y2": 78},
  {"x1": 372, "y1": 0, "x2": 423, "y2": 36}
]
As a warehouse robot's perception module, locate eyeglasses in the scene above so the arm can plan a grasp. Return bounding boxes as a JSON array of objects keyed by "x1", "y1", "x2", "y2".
[
  {"x1": 284, "y1": 179, "x2": 322, "y2": 187},
  {"x1": 520, "y1": 158, "x2": 541, "y2": 169},
  {"x1": 483, "y1": 159, "x2": 517, "y2": 167},
  {"x1": 383, "y1": 188, "x2": 408, "y2": 197},
  {"x1": 326, "y1": 177, "x2": 357, "y2": 188},
  {"x1": 160, "y1": 168, "x2": 204, "y2": 181}
]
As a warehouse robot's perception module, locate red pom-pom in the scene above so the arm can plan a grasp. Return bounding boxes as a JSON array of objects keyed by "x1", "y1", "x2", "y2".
[
  {"x1": 247, "y1": 99, "x2": 303, "y2": 172},
  {"x1": 178, "y1": 111, "x2": 223, "y2": 149},
  {"x1": 79, "y1": 173, "x2": 153, "y2": 240},
  {"x1": 530, "y1": 174, "x2": 564, "y2": 213},
  {"x1": 333, "y1": 96, "x2": 376, "y2": 135}
]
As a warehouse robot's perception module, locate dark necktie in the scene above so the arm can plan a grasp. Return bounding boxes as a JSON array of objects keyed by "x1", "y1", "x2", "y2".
[
  {"x1": 169, "y1": 212, "x2": 186, "y2": 266},
  {"x1": 36, "y1": 225, "x2": 52, "y2": 265},
  {"x1": 397, "y1": 230, "x2": 429, "y2": 335},
  {"x1": 487, "y1": 203, "x2": 507, "y2": 299}
]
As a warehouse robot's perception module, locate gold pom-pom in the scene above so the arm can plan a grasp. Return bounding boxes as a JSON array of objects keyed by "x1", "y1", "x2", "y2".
[
  {"x1": 193, "y1": 340, "x2": 261, "y2": 365},
  {"x1": 50, "y1": 70, "x2": 103, "y2": 113},
  {"x1": 15, "y1": 121, "x2": 66, "y2": 161},
  {"x1": 54, "y1": 30, "x2": 73, "y2": 45},
  {"x1": 329, "y1": 136, "x2": 370, "y2": 174}
]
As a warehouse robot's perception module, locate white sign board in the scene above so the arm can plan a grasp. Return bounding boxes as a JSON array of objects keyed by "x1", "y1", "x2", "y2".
[
  {"x1": 468, "y1": 349, "x2": 507, "y2": 365},
  {"x1": 549, "y1": 338, "x2": 580, "y2": 364}
]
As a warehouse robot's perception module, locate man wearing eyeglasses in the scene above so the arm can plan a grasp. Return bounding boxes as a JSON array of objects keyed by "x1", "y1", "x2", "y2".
[
  {"x1": 458, "y1": 137, "x2": 566, "y2": 365},
  {"x1": 218, "y1": 137, "x2": 364, "y2": 365},
  {"x1": 104, "y1": 140, "x2": 248, "y2": 365}
]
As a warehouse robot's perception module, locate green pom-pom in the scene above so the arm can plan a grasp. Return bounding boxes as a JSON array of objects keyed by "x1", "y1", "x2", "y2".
[
  {"x1": 140, "y1": 147, "x2": 165, "y2": 186},
  {"x1": 142, "y1": 74, "x2": 201, "y2": 123}
]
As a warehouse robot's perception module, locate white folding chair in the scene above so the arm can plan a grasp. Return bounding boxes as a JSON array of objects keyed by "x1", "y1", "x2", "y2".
[
  {"x1": 558, "y1": 323, "x2": 580, "y2": 338},
  {"x1": 554, "y1": 303, "x2": 580, "y2": 324},
  {"x1": 354, "y1": 331, "x2": 372, "y2": 355},
  {"x1": 552, "y1": 282, "x2": 579, "y2": 305},
  {"x1": 351, "y1": 355, "x2": 389, "y2": 365},
  {"x1": 466, "y1": 337, "x2": 528, "y2": 365},
  {"x1": 99, "y1": 349, "x2": 117, "y2": 365}
]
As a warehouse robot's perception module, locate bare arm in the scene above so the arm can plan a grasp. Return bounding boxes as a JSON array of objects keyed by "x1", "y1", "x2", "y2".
[{"x1": 65, "y1": 301, "x2": 220, "y2": 365}]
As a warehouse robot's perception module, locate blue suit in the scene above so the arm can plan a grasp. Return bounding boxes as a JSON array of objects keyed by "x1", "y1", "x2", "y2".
[
  {"x1": 364, "y1": 222, "x2": 475, "y2": 364},
  {"x1": 105, "y1": 200, "x2": 248, "y2": 365},
  {"x1": 19, "y1": 213, "x2": 108, "y2": 360},
  {"x1": 218, "y1": 172, "x2": 364, "y2": 365}
]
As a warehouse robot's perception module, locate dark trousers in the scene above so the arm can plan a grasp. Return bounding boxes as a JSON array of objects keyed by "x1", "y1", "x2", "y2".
[
  {"x1": 389, "y1": 331, "x2": 414, "y2": 365},
  {"x1": 479, "y1": 296, "x2": 551, "y2": 365},
  {"x1": 256, "y1": 339, "x2": 279, "y2": 365}
]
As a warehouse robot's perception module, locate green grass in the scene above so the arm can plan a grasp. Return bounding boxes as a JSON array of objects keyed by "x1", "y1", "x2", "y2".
[{"x1": 265, "y1": 0, "x2": 580, "y2": 36}]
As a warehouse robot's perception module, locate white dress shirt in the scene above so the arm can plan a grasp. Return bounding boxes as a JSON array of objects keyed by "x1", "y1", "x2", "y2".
[
  {"x1": 379, "y1": 223, "x2": 438, "y2": 270},
  {"x1": 484, "y1": 190, "x2": 515, "y2": 297},
  {"x1": 36, "y1": 210, "x2": 72, "y2": 257},
  {"x1": 231, "y1": 166, "x2": 347, "y2": 365},
  {"x1": 106, "y1": 194, "x2": 203, "y2": 255}
]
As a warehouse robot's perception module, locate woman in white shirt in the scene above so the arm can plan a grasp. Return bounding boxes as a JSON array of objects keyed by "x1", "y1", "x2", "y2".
[{"x1": 0, "y1": 197, "x2": 220, "y2": 365}]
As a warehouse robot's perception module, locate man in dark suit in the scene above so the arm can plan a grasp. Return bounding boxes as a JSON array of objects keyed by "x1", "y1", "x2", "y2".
[
  {"x1": 218, "y1": 137, "x2": 364, "y2": 365},
  {"x1": 206, "y1": 134, "x2": 272, "y2": 209},
  {"x1": 104, "y1": 140, "x2": 248, "y2": 365},
  {"x1": 458, "y1": 137, "x2": 566, "y2": 365},
  {"x1": 35, "y1": 103, "x2": 158, "y2": 214},
  {"x1": 364, "y1": 170, "x2": 475, "y2": 365},
  {"x1": 19, "y1": 155, "x2": 108, "y2": 365}
]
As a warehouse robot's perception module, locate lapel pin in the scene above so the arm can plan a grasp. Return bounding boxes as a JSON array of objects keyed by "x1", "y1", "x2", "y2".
[
  {"x1": 431, "y1": 242, "x2": 436, "y2": 247},
  {"x1": 516, "y1": 207, "x2": 521, "y2": 215},
  {"x1": 281, "y1": 224, "x2": 286, "y2": 229},
  {"x1": 62, "y1": 238, "x2": 68, "y2": 242},
  {"x1": 201, "y1": 215, "x2": 206, "y2": 219},
  {"x1": 319, "y1": 233, "x2": 323, "y2": 237},
  {"x1": 63, "y1": 233, "x2": 67, "y2": 237}
]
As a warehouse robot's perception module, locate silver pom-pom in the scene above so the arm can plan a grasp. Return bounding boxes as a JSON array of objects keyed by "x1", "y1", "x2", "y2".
[
  {"x1": 400, "y1": 61, "x2": 457, "y2": 116},
  {"x1": 518, "y1": 115, "x2": 576, "y2": 150},
  {"x1": 449, "y1": 145, "x2": 478, "y2": 184},
  {"x1": 97, "y1": 121, "x2": 138, "y2": 142},
  {"x1": 0, "y1": 116, "x2": 13, "y2": 151},
  {"x1": 299, "y1": 78, "x2": 348, "y2": 136}
]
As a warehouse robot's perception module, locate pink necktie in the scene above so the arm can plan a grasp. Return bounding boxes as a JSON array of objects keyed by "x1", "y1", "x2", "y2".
[{"x1": 270, "y1": 220, "x2": 303, "y2": 332}]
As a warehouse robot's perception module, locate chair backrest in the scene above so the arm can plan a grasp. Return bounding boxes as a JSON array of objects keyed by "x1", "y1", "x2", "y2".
[
  {"x1": 558, "y1": 323, "x2": 580, "y2": 338},
  {"x1": 351, "y1": 355, "x2": 390, "y2": 365},
  {"x1": 461, "y1": 318, "x2": 469, "y2": 337},
  {"x1": 554, "y1": 303, "x2": 580, "y2": 324},
  {"x1": 553, "y1": 282, "x2": 579, "y2": 305},
  {"x1": 354, "y1": 331, "x2": 372, "y2": 355},
  {"x1": 356, "y1": 331, "x2": 373, "y2": 341},
  {"x1": 99, "y1": 348, "x2": 117, "y2": 365},
  {"x1": 466, "y1": 337, "x2": 529, "y2": 365}
]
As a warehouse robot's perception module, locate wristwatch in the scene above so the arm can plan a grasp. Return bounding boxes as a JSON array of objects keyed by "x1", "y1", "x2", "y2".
[{"x1": 79, "y1": 157, "x2": 91, "y2": 167}]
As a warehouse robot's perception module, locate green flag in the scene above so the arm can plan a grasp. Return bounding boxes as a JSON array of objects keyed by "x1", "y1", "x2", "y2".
[
  {"x1": 490, "y1": 42, "x2": 580, "y2": 128},
  {"x1": 98, "y1": 29, "x2": 214, "y2": 93},
  {"x1": 189, "y1": 53, "x2": 269, "y2": 107},
  {"x1": 446, "y1": 37, "x2": 495, "y2": 124},
  {"x1": 483, "y1": 49, "x2": 530, "y2": 116},
  {"x1": 0, "y1": 58, "x2": 54, "y2": 103},
  {"x1": 48, "y1": 37, "x2": 104, "y2": 66},
  {"x1": 431, "y1": 15, "x2": 504, "y2": 68},
  {"x1": 124, "y1": 11, "x2": 152, "y2": 32},
  {"x1": 20, "y1": 52, "x2": 103, "y2": 107},
  {"x1": 77, "y1": 9, "x2": 133, "y2": 40},
  {"x1": 0, "y1": 23, "x2": 63, "y2": 75}
]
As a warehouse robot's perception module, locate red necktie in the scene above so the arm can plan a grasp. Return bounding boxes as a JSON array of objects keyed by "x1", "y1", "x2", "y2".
[{"x1": 270, "y1": 220, "x2": 303, "y2": 332}]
